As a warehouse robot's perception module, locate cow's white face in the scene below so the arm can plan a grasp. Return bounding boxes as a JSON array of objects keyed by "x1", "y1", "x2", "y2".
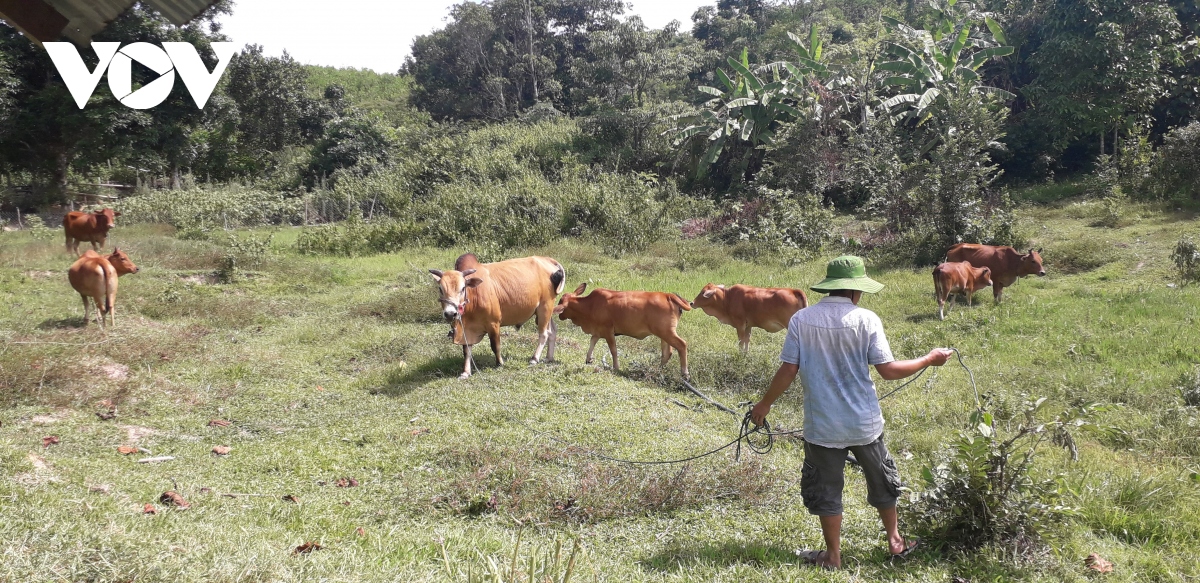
[{"x1": 429, "y1": 268, "x2": 481, "y2": 321}]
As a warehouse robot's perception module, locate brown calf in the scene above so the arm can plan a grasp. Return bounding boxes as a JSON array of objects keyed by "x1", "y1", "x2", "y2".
[
  {"x1": 553, "y1": 283, "x2": 692, "y2": 378},
  {"x1": 429, "y1": 253, "x2": 565, "y2": 379},
  {"x1": 933, "y1": 261, "x2": 993, "y2": 320},
  {"x1": 690, "y1": 283, "x2": 808, "y2": 352},
  {"x1": 946, "y1": 243, "x2": 1045, "y2": 303},
  {"x1": 63, "y1": 208, "x2": 121, "y2": 255},
  {"x1": 68, "y1": 248, "x2": 139, "y2": 328}
]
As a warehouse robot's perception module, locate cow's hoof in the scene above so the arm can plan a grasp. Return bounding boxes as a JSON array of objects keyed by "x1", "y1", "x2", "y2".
[
  {"x1": 458, "y1": 372, "x2": 470, "y2": 380},
  {"x1": 529, "y1": 358, "x2": 539, "y2": 365}
]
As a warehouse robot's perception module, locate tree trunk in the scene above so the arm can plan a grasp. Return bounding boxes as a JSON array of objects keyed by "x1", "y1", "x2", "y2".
[
  {"x1": 526, "y1": 0, "x2": 539, "y2": 103},
  {"x1": 170, "y1": 163, "x2": 182, "y2": 190},
  {"x1": 1099, "y1": 130, "x2": 1105, "y2": 157},
  {"x1": 54, "y1": 149, "x2": 70, "y2": 205}
]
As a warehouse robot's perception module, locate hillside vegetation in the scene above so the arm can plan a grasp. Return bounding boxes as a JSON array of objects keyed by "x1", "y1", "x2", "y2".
[{"x1": 1, "y1": 197, "x2": 1198, "y2": 582}]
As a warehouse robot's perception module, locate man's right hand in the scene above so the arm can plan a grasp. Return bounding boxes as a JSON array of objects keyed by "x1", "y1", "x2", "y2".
[
  {"x1": 926, "y1": 348, "x2": 954, "y2": 366},
  {"x1": 750, "y1": 401, "x2": 772, "y2": 427}
]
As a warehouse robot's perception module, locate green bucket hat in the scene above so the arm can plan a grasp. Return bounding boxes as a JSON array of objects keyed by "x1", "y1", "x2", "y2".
[{"x1": 811, "y1": 255, "x2": 884, "y2": 294}]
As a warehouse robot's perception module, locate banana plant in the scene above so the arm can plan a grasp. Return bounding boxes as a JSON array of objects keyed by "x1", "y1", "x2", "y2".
[
  {"x1": 877, "y1": 11, "x2": 1015, "y2": 126},
  {"x1": 670, "y1": 26, "x2": 830, "y2": 181}
]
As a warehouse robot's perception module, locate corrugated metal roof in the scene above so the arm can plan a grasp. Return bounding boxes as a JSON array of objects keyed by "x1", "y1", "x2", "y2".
[{"x1": 1, "y1": 0, "x2": 221, "y2": 45}]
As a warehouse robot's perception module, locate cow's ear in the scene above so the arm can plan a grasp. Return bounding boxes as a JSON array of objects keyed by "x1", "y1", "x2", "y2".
[
  {"x1": 112, "y1": 211, "x2": 121, "y2": 217},
  {"x1": 461, "y1": 268, "x2": 477, "y2": 277},
  {"x1": 1036, "y1": 247, "x2": 1043, "y2": 254},
  {"x1": 572, "y1": 283, "x2": 587, "y2": 295},
  {"x1": 428, "y1": 269, "x2": 443, "y2": 281},
  {"x1": 465, "y1": 277, "x2": 484, "y2": 288},
  {"x1": 701, "y1": 288, "x2": 717, "y2": 298},
  {"x1": 717, "y1": 284, "x2": 725, "y2": 289},
  {"x1": 552, "y1": 303, "x2": 566, "y2": 315}
]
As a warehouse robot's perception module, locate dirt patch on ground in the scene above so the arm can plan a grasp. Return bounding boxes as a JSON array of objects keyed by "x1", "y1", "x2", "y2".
[
  {"x1": 24, "y1": 270, "x2": 60, "y2": 280},
  {"x1": 30, "y1": 411, "x2": 70, "y2": 425},
  {"x1": 180, "y1": 274, "x2": 218, "y2": 285},
  {"x1": 118, "y1": 425, "x2": 160, "y2": 442},
  {"x1": 99, "y1": 363, "x2": 130, "y2": 381},
  {"x1": 14, "y1": 453, "x2": 58, "y2": 486}
]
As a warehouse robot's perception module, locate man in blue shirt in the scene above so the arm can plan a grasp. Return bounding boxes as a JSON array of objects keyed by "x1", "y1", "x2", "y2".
[{"x1": 750, "y1": 256, "x2": 952, "y2": 570}]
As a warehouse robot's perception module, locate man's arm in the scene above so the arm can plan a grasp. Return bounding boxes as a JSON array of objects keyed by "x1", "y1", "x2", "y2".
[
  {"x1": 874, "y1": 348, "x2": 954, "y2": 380},
  {"x1": 750, "y1": 362, "x2": 799, "y2": 426}
]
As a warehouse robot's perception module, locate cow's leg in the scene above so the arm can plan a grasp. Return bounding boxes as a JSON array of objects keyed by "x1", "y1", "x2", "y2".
[
  {"x1": 531, "y1": 307, "x2": 552, "y2": 364},
  {"x1": 738, "y1": 326, "x2": 752, "y2": 354},
  {"x1": 660, "y1": 339, "x2": 673, "y2": 365},
  {"x1": 91, "y1": 238, "x2": 102, "y2": 252},
  {"x1": 546, "y1": 319, "x2": 557, "y2": 362},
  {"x1": 966, "y1": 291, "x2": 974, "y2": 307},
  {"x1": 488, "y1": 323, "x2": 503, "y2": 367},
  {"x1": 947, "y1": 292, "x2": 957, "y2": 318},
  {"x1": 605, "y1": 335, "x2": 619, "y2": 372},
  {"x1": 80, "y1": 294, "x2": 90, "y2": 326},
  {"x1": 460, "y1": 344, "x2": 473, "y2": 380},
  {"x1": 993, "y1": 284, "x2": 1004, "y2": 304},
  {"x1": 585, "y1": 336, "x2": 599, "y2": 364},
  {"x1": 667, "y1": 332, "x2": 689, "y2": 379},
  {"x1": 65, "y1": 233, "x2": 73, "y2": 254}
]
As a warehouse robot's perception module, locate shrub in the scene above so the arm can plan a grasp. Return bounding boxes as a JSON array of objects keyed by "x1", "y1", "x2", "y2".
[
  {"x1": 116, "y1": 186, "x2": 303, "y2": 230},
  {"x1": 1157, "y1": 121, "x2": 1200, "y2": 201},
  {"x1": 1170, "y1": 235, "x2": 1200, "y2": 285},
  {"x1": 715, "y1": 187, "x2": 834, "y2": 262},
  {"x1": 906, "y1": 399, "x2": 1099, "y2": 551},
  {"x1": 296, "y1": 212, "x2": 422, "y2": 257},
  {"x1": 23, "y1": 215, "x2": 55, "y2": 240}
]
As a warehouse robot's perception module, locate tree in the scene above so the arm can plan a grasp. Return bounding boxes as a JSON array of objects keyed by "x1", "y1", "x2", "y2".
[
  {"x1": 570, "y1": 17, "x2": 703, "y2": 108},
  {"x1": 305, "y1": 113, "x2": 396, "y2": 187}
]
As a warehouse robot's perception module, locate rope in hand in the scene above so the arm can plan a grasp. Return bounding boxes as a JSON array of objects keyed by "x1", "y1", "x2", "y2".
[{"x1": 542, "y1": 347, "x2": 979, "y2": 465}]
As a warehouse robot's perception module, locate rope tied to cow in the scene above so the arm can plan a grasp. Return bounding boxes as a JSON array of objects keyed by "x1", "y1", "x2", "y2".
[{"x1": 539, "y1": 348, "x2": 979, "y2": 466}]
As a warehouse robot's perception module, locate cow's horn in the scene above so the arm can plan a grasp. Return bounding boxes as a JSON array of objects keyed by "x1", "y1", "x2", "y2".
[
  {"x1": 461, "y1": 268, "x2": 477, "y2": 277},
  {"x1": 428, "y1": 269, "x2": 443, "y2": 278}
]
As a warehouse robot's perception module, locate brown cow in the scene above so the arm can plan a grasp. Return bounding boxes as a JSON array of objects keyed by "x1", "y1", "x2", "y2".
[
  {"x1": 946, "y1": 243, "x2": 1045, "y2": 303},
  {"x1": 67, "y1": 248, "x2": 139, "y2": 328},
  {"x1": 63, "y1": 208, "x2": 121, "y2": 255},
  {"x1": 553, "y1": 283, "x2": 692, "y2": 378},
  {"x1": 429, "y1": 253, "x2": 565, "y2": 379},
  {"x1": 690, "y1": 283, "x2": 808, "y2": 352},
  {"x1": 933, "y1": 262, "x2": 993, "y2": 320}
]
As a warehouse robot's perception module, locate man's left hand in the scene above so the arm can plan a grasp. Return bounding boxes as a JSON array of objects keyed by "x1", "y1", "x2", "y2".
[{"x1": 750, "y1": 401, "x2": 772, "y2": 427}]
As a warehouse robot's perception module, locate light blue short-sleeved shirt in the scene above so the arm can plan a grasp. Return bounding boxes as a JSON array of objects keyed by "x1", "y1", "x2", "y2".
[{"x1": 780, "y1": 295, "x2": 895, "y2": 448}]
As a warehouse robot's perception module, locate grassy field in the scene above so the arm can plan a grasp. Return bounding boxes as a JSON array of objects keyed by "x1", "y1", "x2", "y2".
[{"x1": 1, "y1": 199, "x2": 1198, "y2": 582}]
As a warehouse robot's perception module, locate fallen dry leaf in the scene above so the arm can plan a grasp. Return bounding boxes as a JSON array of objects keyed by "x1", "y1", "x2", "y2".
[
  {"x1": 159, "y1": 491, "x2": 191, "y2": 509},
  {"x1": 1086, "y1": 553, "x2": 1113, "y2": 573},
  {"x1": 355, "y1": 527, "x2": 366, "y2": 537},
  {"x1": 97, "y1": 399, "x2": 114, "y2": 409},
  {"x1": 283, "y1": 494, "x2": 299, "y2": 503},
  {"x1": 89, "y1": 484, "x2": 111, "y2": 494},
  {"x1": 410, "y1": 427, "x2": 430, "y2": 436},
  {"x1": 42, "y1": 436, "x2": 60, "y2": 447},
  {"x1": 212, "y1": 446, "x2": 231, "y2": 455},
  {"x1": 143, "y1": 503, "x2": 157, "y2": 515},
  {"x1": 117, "y1": 446, "x2": 138, "y2": 455},
  {"x1": 97, "y1": 411, "x2": 116, "y2": 421},
  {"x1": 293, "y1": 542, "x2": 322, "y2": 555},
  {"x1": 207, "y1": 419, "x2": 232, "y2": 427},
  {"x1": 199, "y1": 487, "x2": 212, "y2": 494},
  {"x1": 316, "y1": 385, "x2": 325, "y2": 391},
  {"x1": 335, "y1": 478, "x2": 359, "y2": 488}
]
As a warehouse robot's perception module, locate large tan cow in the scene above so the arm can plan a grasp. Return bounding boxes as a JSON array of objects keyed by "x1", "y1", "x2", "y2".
[
  {"x1": 946, "y1": 243, "x2": 1045, "y2": 303},
  {"x1": 932, "y1": 261, "x2": 993, "y2": 320},
  {"x1": 553, "y1": 283, "x2": 692, "y2": 378},
  {"x1": 690, "y1": 283, "x2": 807, "y2": 352},
  {"x1": 68, "y1": 248, "x2": 139, "y2": 328},
  {"x1": 63, "y1": 208, "x2": 120, "y2": 255},
  {"x1": 429, "y1": 253, "x2": 565, "y2": 379}
]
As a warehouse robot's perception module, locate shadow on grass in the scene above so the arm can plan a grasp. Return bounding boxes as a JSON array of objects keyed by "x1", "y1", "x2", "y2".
[
  {"x1": 36, "y1": 317, "x2": 88, "y2": 330},
  {"x1": 640, "y1": 541, "x2": 799, "y2": 572},
  {"x1": 363, "y1": 353, "x2": 502, "y2": 397}
]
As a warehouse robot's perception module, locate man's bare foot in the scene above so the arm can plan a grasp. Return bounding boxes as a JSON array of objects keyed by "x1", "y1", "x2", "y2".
[
  {"x1": 796, "y1": 549, "x2": 840, "y2": 569},
  {"x1": 889, "y1": 537, "x2": 920, "y2": 559}
]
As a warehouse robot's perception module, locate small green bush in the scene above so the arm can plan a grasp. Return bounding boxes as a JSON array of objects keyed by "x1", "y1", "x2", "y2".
[
  {"x1": 1176, "y1": 368, "x2": 1200, "y2": 408},
  {"x1": 906, "y1": 399, "x2": 1098, "y2": 551},
  {"x1": 23, "y1": 215, "x2": 56, "y2": 240},
  {"x1": 716, "y1": 187, "x2": 834, "y2": 263},
  {"x1": 1170, "y1": 236, "x2": 1200, "y2": 285},
  {"x1": 1156, "y1": 122, "x2": 1200, "y2": 201}
]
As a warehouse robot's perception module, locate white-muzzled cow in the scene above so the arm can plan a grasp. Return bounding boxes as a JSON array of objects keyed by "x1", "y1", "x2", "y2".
[{"x1": 429, "y1": 253, "x2": 565, "y2": 379}]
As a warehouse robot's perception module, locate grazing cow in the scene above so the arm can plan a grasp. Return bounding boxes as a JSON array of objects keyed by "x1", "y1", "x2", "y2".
[
  {"x1": 553, "y1": 283, "x2": 692, "y2": 378},
  {"x1": 63, "y1": 208, "x2": 121, "y2": 255},
  {"x1": 946, "y1": 243, "x2": 1045, "y2": 303},
  {"x1": 67, "y1": 248, "x2": 139, "y2": 328},
  {"x1": 690, "y1": 283, "x2": 808, "y2": 352},
  {"x1": 429, "y1": 253, "x2": 565, "y2": 380},
  {"x1": 932, "y1": 262, "x2": 993, "y2": 320}
]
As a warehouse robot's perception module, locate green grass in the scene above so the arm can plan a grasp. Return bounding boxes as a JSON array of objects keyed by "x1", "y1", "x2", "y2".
[{"x1": 1, "y1": 202, "x2": 1199, "y2": 582}]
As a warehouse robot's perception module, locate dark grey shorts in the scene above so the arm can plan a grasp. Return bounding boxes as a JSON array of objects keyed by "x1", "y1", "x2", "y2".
[{"x1": 800, "y1": 434, "x2": 902, "y2": 516}]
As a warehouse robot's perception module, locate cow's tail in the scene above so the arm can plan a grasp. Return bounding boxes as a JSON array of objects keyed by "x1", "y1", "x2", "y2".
[
  {"x1": 549, "y1": 262, "x2": 565, "y2": 295},
  {"x1": 101, "y1": 264, "x2": 112, "y2": 316},
  {"x1": 669, "y1": 293, "x2": 692, "y2": 314},
  {"x1": 932, "y1": 265, "x2": 944, "y2": 301}
]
